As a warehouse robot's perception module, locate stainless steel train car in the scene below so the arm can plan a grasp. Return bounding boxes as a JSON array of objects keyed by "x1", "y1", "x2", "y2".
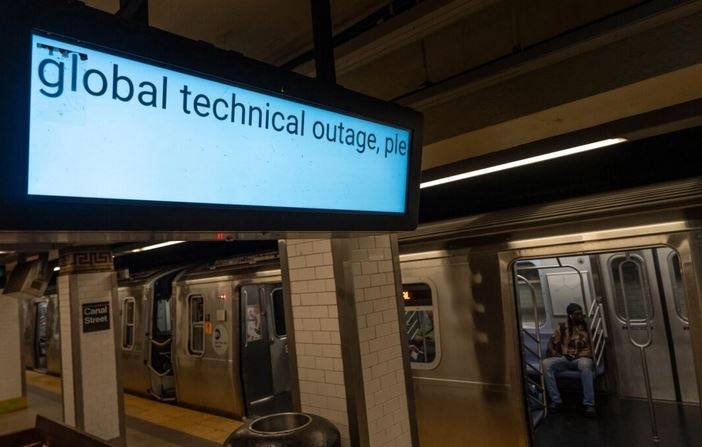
[
  {"x1": 118, "y1": 266, "x2": 185, "y2": 401},
  {"x1": 116, "y1": 253, "x2": 292, "y2": 419},
  {"x1": 170, "y1": 253, "x2": 291, "y2": 418},
  {"x1": 397, "y1": 176, "x2": 702, "y2": 446}
]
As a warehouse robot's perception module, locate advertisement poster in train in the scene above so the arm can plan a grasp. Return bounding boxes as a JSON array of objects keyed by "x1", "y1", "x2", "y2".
[{"x1": 246, "y1": 304, "x2": 262, "y2": 342}]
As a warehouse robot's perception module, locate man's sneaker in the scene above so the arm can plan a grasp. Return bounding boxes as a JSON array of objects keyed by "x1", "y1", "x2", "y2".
[
  {"x1": 548, "y1": 402, "x2": 562, "y2": 413},
  {"x1": 584, "y1": 405, "x2": 596, "y2": 417}
]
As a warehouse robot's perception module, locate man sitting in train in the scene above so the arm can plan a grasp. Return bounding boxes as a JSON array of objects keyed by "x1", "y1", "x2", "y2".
[{"x1": 543, "y1": 302, "x2": 596, "y2": 417}]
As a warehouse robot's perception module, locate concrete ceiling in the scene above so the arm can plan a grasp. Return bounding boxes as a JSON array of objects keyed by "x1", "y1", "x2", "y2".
[{"x1": 82, "y1": 0, "x2": 702, "y2": 172}]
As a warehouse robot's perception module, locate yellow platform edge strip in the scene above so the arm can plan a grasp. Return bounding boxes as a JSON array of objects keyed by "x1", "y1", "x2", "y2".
[{"x1": 0, "y1": 396, "x2": 28, "y2": 414}]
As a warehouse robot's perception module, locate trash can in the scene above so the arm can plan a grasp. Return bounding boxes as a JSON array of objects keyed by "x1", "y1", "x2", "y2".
[{"x1": 223, "y1": 412, "x2": 340, "y2": 447}]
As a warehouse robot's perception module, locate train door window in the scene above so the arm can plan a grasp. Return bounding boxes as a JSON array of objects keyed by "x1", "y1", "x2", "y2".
[
  {"x1": 609, "y1": 254, "x2": 652, "y2": 321},
  {"x1": 154, "y1": 298, "x2": 172, "y2": 340},
  {"x1": 188, "y1": 295, "x2": 205, "y2": 355},
  {"x1": 515, "y1": 262, "x2": 547, "y2": 327},
  {"x1": 667, "y1": 252, "x2": 688, "y2": 321},
  {"x1": 122, "y1": 297, "x2": 135, "y2": 350},
  {"x1": 271, "y1": 288, "x2": 286, "y2": 337},
  {"x1": 403, "y1": 283, "x2": 439, "y2": 368}
]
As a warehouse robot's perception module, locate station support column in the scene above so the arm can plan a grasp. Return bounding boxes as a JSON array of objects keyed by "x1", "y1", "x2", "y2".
[
  {"x1": 280, "y1": 235, "x2": 417, "y2": 447},
  {"x1": 57, "y1": 246, "x2": 125, "y2": 446},
  {"x1": 0, "y1": 293, "x2": 26, "y2": 414}
]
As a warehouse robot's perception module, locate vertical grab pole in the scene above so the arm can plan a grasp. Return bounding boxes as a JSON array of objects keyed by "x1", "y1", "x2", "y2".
[
  {"x1": 639, "y1": 347, "x2": 660, "y2": 444},
  {"x1": 619, "y1": 254, "x2": 660, "y2": 444},
  {"x1": 530, "y1": 280, "x2": 547, "y2": 413},
  {"x1": 516, "y1": 274, "x2": 547, "y2": 417}
]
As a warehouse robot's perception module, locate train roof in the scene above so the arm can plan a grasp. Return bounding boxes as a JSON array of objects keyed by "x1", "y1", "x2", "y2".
[
  {"x1": 176, "y1": 251, "x2": 281, "y2": 282},
  {"x1": 400, "y1": 176, "x2": 702, "y2": 251}
]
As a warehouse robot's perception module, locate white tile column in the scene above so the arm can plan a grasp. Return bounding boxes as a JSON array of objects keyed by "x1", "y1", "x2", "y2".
[
  {"x1": 280, "y1": 235, "x2": 417, "y2": 447},
  {"x1": 57, "y1": 247, "x2": 125, "y2": 446},
  {"x1": 0, "y1": 294, "x2": 26, "y2": 414}
]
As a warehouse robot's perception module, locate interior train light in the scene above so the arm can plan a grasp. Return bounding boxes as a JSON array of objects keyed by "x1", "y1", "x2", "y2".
[
  {"x1": 128, "y1": 241, "x2": 185, "y2": 253},
  {"x1": 419, "y1": 138, "x2": 628, "y2": 189}
]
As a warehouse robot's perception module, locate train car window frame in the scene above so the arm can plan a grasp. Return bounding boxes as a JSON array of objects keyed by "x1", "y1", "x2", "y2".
[
  {"x1": 187, "y1": 294, "x2": 205, "y2": 356},
  {"x1": 270, "y1": 287, "x2": 286, "y2": 338},
  {"x1": 666, "y1": 251, "x2": 688, "y2": 322},
  {"x1": 402, "y1": 280, "x2": 441, "y2": 370},
  {"x1": 608, "y1": 253, "x2": 654, "y2": 323},
  {"x1": 121, "y1": 297, "x2": 136, "y2": 350}
]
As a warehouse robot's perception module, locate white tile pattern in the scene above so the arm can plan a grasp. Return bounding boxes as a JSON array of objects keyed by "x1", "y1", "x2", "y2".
[
  {"x1": 284, "y1": 236, "x2": 411, "y2": 447},
  {"x1": 59, "y1": 271, "x2": 121, "y2": 440}
]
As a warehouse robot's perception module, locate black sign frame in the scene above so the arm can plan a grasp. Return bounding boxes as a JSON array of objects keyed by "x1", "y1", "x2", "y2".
[
  {"x1": 82, "y1": 301, "x2": 110, "y2": 333},
  {"x1": 0, "y1": 1, "x2": 423, "y2": 232}
]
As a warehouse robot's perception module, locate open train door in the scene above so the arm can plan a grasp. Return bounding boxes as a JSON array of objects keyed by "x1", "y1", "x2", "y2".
[
  {"x1": 240, "y1": 283, "x2": 292, "y2": 417},
  {"x1": 265, "y1": 286, "x2": 291, "y2": 397},
  {"x1": 33, "y1": 299, "x2": 49, "y2": 371},
  {"x1": 147, "y1": 271, "x2": 181, "y2": 401}
]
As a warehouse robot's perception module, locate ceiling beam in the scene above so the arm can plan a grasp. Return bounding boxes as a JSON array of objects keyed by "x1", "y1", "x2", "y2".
[
  {"x1": 398, "y1": 1, "x2": 702, "y2": 169},
  {"x1": 294, "y1": 0, "x2": 500, "y2": 77}
]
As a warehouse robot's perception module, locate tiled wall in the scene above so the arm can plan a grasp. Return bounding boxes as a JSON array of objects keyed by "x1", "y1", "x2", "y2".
[
  {"x1": 58, "y1": 274, "x2": 76, "y2": 426},
  {"x1": 59, "y1": 271, "x2": 121, "y2": 440},
  {"x1": 284, "y1": 236, "x2": 411, "y2": 447},
  {"x1": 348, "y1": 235, "x2": 411, "y2": 447},
  {"x1": 286, "y1": 239, "x2": 350, "y2": 444},
  {"x1": 0, "y1": 295, "x2": 23, "y2": 403}
]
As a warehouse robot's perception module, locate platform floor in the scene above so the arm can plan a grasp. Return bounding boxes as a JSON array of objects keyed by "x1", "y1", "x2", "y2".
[{"x1": 0, "y1": 370, "x2": 243, "y2": 447}]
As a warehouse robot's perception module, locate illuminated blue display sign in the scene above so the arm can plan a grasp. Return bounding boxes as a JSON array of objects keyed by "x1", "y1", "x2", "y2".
[{"x1": 28, "y1": 34, "x2": 412, "y2": 214}]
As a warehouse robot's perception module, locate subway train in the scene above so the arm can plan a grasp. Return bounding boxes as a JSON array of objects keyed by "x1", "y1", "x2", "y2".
[
  {"x1": 117, "y1": 252, "x2": 293, "y2": 419},
  {"x1": 22, "y1": 253, "x2": 292, "y2": 420},
  {"x1": 397, "y1": 175, "x2": 702, "y2": 446},
  {"x1": 20, "y1": 176, "x2": 702, "y2": 446}
]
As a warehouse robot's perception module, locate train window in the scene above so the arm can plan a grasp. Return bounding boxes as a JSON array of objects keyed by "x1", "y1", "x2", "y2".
[
  {"x1": 122, "y1": 297, "x2": 135, "y2": 350},
  {"x1": 188, "y1": 295, "x2": 205, "y2": 355},
  {"x1": 271, "y1": 288, "x2": 286, "y2": 337},
  {"x1": 545, "y1": 270, "x2": 589, "y2": 317},
  {"x1": 610, "y1": 255, "x2": 652, "y2": 322},
  {"x1": 153, "y1": 298, "x2": 172, "y2": 341},
  {"x1": 514, "y1": 262, "x2": 547, "y2": 327},
  {"x1": 403, "y1": 283, "x2": 437, "y2": 367},
  {"x1": 667, "y1": 252, "x2": 688, "y2": 322}
]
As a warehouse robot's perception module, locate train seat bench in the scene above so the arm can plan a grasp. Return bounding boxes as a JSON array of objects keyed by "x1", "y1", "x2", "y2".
[{"x1": 524, "y1": 329, "x2": 605, "y2": 380}]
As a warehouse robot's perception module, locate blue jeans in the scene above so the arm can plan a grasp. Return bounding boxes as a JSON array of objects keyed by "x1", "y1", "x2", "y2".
[{"x1": 542, "y1": 356, "x2": 595, "y2": 406}]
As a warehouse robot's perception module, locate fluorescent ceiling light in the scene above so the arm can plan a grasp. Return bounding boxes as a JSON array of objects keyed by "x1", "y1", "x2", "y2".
[
  {"x1": 420, "y1": 138, "x2": 627, "y2": 189},
  {"x1": 129, "y1": 241, "x2": 185, "y2": 253}
]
